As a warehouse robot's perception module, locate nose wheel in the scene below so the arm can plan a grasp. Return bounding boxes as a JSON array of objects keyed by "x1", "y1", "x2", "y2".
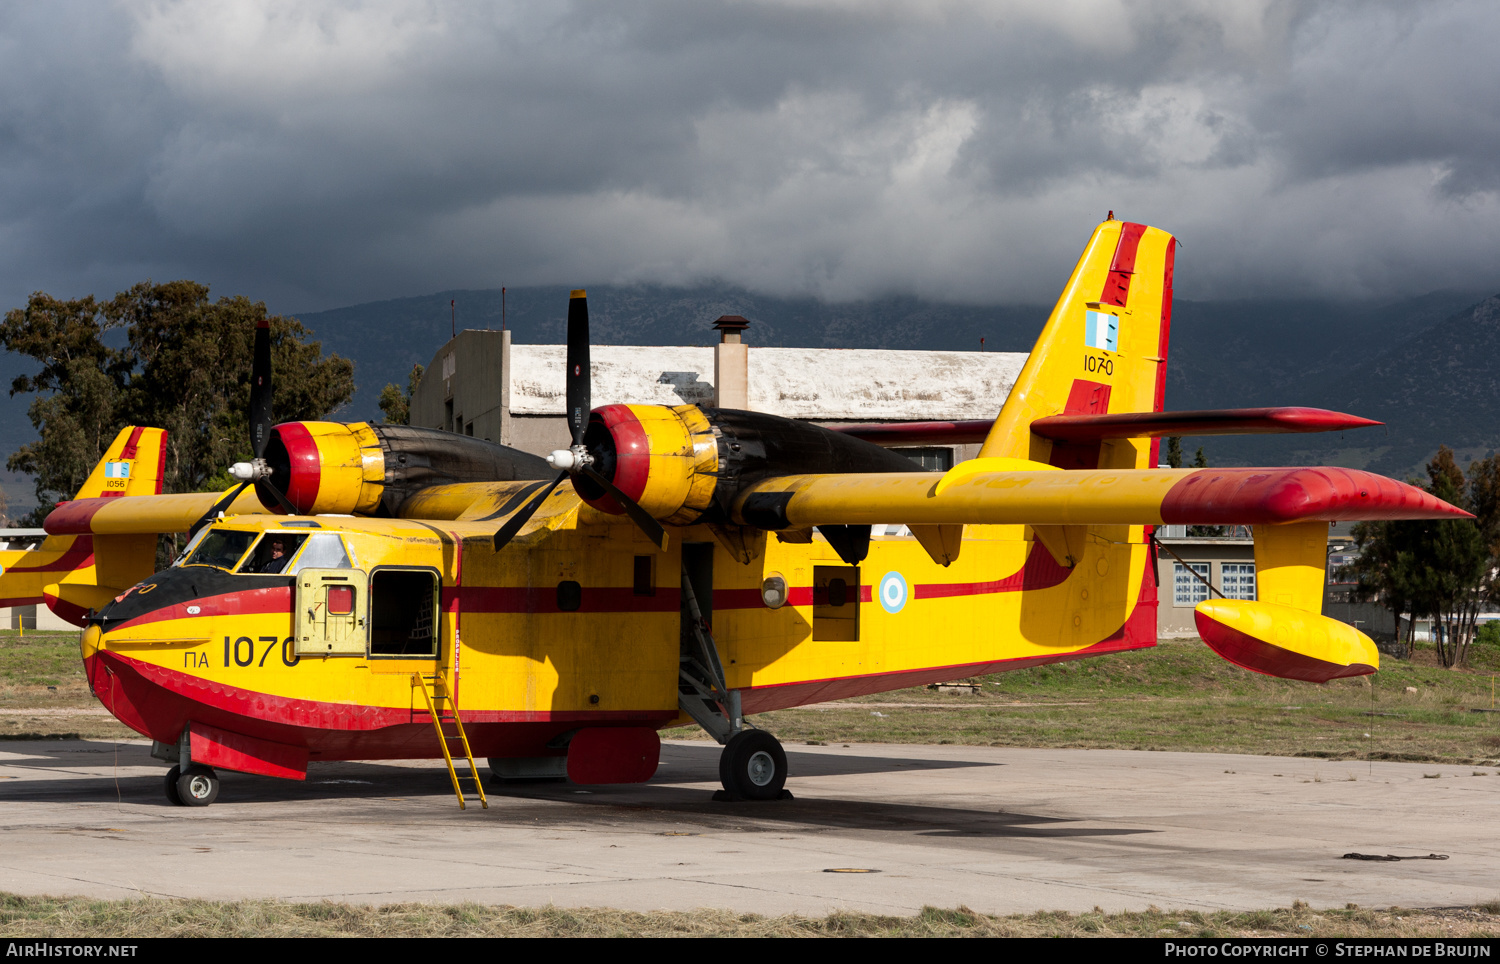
[
  {"x1": 164, "y1": 764, "x2": 220, "y2": 807},
  {"x1": 717, "y1": 730, "x2": 790, "y2": 801}
]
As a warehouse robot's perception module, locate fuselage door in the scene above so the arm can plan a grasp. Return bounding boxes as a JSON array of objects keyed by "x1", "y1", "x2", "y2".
[{"x1": 295, "y1": 568, "x2": 370, "y2": 656}]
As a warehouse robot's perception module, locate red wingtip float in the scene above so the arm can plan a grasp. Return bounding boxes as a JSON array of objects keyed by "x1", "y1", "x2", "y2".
[{"x1": 5, "y1": 217, "x2": 1469, "y2": 808}]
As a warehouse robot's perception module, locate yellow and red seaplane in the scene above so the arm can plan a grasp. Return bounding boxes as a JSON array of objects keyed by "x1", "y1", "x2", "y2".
[{"x1": 25, "y1": 218, "x2": 1465, "y2": 808}]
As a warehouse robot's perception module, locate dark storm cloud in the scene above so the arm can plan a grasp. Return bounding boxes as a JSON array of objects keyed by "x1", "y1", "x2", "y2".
[{"x1": 0, "y1": 0, "x2": 1495, "y2": 313}]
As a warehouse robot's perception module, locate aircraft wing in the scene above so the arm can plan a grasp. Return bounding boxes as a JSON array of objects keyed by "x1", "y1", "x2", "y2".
[
  {"x1": 732, "y1": 463, "x2": 1467, "y2": 529},
  {"x1": 45, "y1": 488, "x2": 268, "y2": 536}
]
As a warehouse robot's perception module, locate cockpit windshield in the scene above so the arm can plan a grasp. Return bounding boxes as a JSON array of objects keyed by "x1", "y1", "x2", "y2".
[
  {"x1": 236, "y1": 533, "x2": 310, "y2": 575},
  {"x1": 183, "y1": 530, "x2": 257, "y2": 571}
]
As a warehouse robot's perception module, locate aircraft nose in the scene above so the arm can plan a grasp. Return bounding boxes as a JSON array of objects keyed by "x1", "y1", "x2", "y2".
[{"x1": 81, "y1": 623, "x2": 103, "y2": 660}]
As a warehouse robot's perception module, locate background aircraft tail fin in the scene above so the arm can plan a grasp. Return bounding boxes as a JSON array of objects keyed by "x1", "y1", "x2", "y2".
[
  {"x1": 979, "y1": 219, "x2": 1177, "y2": 471},
  {"x1": 72, "y1": 426, "x2": 168, "y2": 500}
]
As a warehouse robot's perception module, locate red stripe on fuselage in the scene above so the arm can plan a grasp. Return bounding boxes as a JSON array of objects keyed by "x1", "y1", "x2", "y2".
[
  {"x1": 108, "y1": 584, "x2": 293, "y2": 632},
  {"x1": 914, "y1": 542, "x2": 1071, "y2": 599},
  {"x1": 741, "y1": 555, "x2": 1157, "y2": 712},
  {"x1": 453, "y1": 586, "x2": 681, "y2": 614},
  {"x1": 88, "y1": 650, "x2": 675, "y2": 763}
]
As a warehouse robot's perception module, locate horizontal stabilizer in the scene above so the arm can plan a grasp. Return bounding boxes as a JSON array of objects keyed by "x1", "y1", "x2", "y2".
[
  {"x1": 1195, "y1": 599, "x2": 1378, "y2": 682},
  {"x1": 824, "y1": 420, "x2": 994, "y2": 447},
  {"x1": 1030, "y1": 407, "x2": 1380, "y2": 443}
]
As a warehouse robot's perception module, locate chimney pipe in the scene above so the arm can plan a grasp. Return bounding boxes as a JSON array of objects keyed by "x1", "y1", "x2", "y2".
[{"x1": 712, "y1": 315, "x2": 750, "y2": 409}]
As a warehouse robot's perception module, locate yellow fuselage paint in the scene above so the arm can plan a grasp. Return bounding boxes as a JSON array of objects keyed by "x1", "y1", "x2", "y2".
[{"x1": 93, "y1": 490, "x2": 1153, "y2": 732}]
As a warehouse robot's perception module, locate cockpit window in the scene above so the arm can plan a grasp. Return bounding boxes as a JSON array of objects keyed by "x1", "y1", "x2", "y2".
[
  {"x1": 183, "y1": 530, "x2": 257, "y2": 571},
  {"x1": 237, "y1": 533, "x2": 309, "y2": 575},
  {"x1": 288, "y1": 533, "x2": 352, "y2": 575},
  {"x1": 173, "y1": 526, "x2": 211, "y2": 567}
]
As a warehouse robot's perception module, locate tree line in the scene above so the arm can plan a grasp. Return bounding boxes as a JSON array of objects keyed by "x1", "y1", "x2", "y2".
[
  {"x1": 0, "y1": 281, "x2": 355, "y2": 523},
  {"x1": 1344, "y1": 447, "x2": 1499, "y2": 668}
]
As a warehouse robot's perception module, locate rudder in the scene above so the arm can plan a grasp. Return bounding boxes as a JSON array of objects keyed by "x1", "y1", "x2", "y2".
[
  {"x1": 979, "y1": 218, "x2": 1177, "y2": 472},
  {"x1": 73, "y1": 426, "x2": 167, "y2": 500}
]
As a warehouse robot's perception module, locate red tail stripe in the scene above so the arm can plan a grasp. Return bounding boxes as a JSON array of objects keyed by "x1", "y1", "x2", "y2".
[
  {"x1": 1155, "y1": 236, "x2": 1175, "y2": 415},
  {"x1": 154, "y1": 429, "x2": 168, "y2": 495},
  {"x1": 1098, "y1": 221, "x2": 1147, "y2": 307},
  {"x1": 119, "y1": 426, "x2": 144, "y2": 460}
]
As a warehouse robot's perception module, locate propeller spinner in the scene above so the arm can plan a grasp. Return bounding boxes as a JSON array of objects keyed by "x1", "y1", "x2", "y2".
[{"x1": 492, "y1": 290, "x2": 669, "y2": 553}]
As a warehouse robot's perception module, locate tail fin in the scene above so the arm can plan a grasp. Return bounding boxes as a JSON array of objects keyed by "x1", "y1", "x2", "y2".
[
  {"x1": 73, "y1": 426, "x2": 168, "y2": 500},
  {"x1": 979, "y1": 219, "x2": 1176, "y2": 470},
  {"x1": 2, "y1": 427, "x2": 169, "y2": 627}
]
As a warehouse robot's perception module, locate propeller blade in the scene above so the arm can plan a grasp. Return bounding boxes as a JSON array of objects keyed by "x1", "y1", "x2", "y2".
[
  {"x1": 580, "y1": 465, "x2": 669, "y2": 552},
  {"x1": 256, "y1": 476, "x2": 299, "y2": 516},
  {"x1": 188, "y1": 481, "x2": 250, "y2": 538},
  {"x1": 250, "y1": 318, "x2": 273, "y2": 459},
  {"x1": 493, "y1": 471, "x2": 568, "y2": 552},
  {"x1": 565, "y1": 290, "x2": 590, "y2": 446}
]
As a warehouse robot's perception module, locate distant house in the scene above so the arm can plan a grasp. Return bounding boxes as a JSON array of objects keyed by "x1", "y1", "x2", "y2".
[{"x1": 1156, "y1": 522, "x2": 1395, "y2": 640}]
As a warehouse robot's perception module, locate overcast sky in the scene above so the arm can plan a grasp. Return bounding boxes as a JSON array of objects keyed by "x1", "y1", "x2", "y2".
[{"x1": 0, "y1": 0, "x2": 1495, "y2": 314}]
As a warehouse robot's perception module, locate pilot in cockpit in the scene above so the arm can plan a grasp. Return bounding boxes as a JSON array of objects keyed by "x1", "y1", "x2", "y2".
[{"x1": 258, "y1": 536, "x2": 291, "y2": 574}]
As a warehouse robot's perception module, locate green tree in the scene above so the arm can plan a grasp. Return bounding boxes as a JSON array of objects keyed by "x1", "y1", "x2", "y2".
[
  {"x1": 1164, "y1": 436, "x2": 1182, "y2": 469},
  {"x1": 1346, "y1": 446, "x2": 1491, "y2": 667},
  {"x1": 377, "y1": 364, "x2": 424, "y2": 426},
  {"x1": 2, "y1": 282, "x2": 355, "y2": 519}
]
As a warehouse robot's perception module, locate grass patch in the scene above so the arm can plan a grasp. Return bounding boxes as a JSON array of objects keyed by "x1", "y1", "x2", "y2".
[
  {"x1": 0, "y1": 631, "x2": 85, "y2": 692},
  {"x1": 0, "y1": 630, "x2": 138, "y2": 740},
  {"x1": 670, "y1": 638, "x2": 1500, "y2": 764},
  {"x1": 0, "y1": 895, "x2": 1494, "y2": 938}
]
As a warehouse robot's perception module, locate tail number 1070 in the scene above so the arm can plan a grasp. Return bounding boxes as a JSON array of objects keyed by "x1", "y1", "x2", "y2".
[{"x1": 1083, "y1": 352, "x2": 1114, "y2": 376}]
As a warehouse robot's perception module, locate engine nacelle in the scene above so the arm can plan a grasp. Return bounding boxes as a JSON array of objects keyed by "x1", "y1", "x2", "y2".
[
  {"x1": 577, "y1": 405, "x2": 719, "y2": 524},
  {"x1": 260, "y1": 421, "x2": 552, "y2": 516},
  {"x1": 576, "y1": 404, "x2": 919, "y2": 526}
]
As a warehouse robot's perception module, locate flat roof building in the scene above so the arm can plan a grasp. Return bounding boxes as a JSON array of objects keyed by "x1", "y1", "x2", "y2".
[{"x1": 410, "y1": 323, "x2": 1027, "y2": 468}]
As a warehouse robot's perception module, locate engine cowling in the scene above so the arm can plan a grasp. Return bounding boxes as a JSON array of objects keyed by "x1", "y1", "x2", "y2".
[
  {"x1": 575, "y1": 404, "x2": 919, "y2": 526},
  {"x1": 260, "y1": 421, "x2": 552, "y2": 515}
]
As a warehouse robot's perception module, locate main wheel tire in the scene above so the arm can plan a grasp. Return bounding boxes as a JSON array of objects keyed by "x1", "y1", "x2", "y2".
[
  {"x1": 175, "y1": 764, "x2": 219, "y2": 807},
  {"x1": 718, "y1": 730, "x2": 787, "y2": 801},
  {"x1": 164, "y1": 766, "x2": 184, "y2": 806}
]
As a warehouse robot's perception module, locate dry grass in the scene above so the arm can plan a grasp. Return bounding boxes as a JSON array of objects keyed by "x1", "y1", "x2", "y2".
[{"x1": 0, "y1": 895, "x2": 1496, "y2": 938}]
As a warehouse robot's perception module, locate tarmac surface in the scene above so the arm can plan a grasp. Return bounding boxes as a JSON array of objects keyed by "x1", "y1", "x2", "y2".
[{"x1": 0, "y1": 738, "x2": 1495, "y2": 916}]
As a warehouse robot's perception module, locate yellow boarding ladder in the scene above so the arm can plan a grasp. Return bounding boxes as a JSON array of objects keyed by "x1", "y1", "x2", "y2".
[{"x1": 413, "y1": 673, "x2": 488, "y2": 810}]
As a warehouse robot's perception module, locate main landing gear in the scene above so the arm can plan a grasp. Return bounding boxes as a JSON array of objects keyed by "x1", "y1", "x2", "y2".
[
  {"x1": 717, "y1": 730, "x2": 789, "y2": 801},
  {"x1": 679, "y1": 560, "x2": 793, "y2": 802},
  {"x1": 164, "y1": 764, "x2": 220, "y2": 807}
]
